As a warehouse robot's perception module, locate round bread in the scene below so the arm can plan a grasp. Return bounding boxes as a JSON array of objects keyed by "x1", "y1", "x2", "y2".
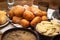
[
  {"x1": 30, "y1": 16, "x2": 41, "y2": 27},
  {"x1": 20, "y1": 19, "x2": 30, "y2": 28},
  {"x1": 12, "y1": 16, "x2": 22, "y2": 24},
  {"x1": 14, "y1": 5, "x2": 25, "y2": 17},
  {"x1": 9, "y1": 10, "x2": 14, "y2": 18},
  {"x1": 9, "y1": 6, "x2": 17, "y2": 18},
  {"x1": 0, "y1": 15, "x2": 7, "y2": 25},
  {"x1": 23, "y1": 10, "x2": 35, "y2": 21},
  {"x1": 0, "y1": 11, "x2": 7, "y2": 25},
  {"x1": 42, "y1": 16, "x2": 48, "y2": 21}
]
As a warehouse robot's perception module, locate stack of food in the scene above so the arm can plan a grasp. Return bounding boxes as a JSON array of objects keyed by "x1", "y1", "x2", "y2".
[
  {"x1": 36, "y1": 20, "x2": 60, "y2": 36},
  {"x1": 0, "y1": 11, "x2": 8, "y2": 26},
  {"x1": 9, "y1": 5, "x2": 48, "y2": 28}
]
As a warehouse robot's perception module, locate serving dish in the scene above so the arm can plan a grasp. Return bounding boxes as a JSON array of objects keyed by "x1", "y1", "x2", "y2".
[
  {"x1": 1, "y1": 28, "x2": 40, "y2": 40},
  {"x1": 53, "y1": 34, "x2": 60, "y2": 40},
  {"x1": 0, "y1": 19, "x2": 9, "y2": 28}
]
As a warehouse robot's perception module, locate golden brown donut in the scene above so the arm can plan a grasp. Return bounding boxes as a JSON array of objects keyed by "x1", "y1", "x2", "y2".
[
  {"x1": 12, "y1": 16, "x2": 22, "y2": 24},
  {"x1": 30, "y1": 16, "x2": 41, "y2": 27},
  {"x1": 30, "y1": 7, "x2": 43, "y2": 17},
  {"x1": 23, "y1": 10, "x2": 35, "y2": 21},
  {"x1": 14, "y1": 5, "x2": 25, "y2": 17},
  {"x1": 20, "y1": 19, "x2": 30, "y2": 28},
  {"x1": 42, "y1": 16, "x2": 48, "y2": 21}
]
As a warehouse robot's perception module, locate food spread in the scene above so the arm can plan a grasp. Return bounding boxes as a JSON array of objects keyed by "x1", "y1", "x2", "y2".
[{"x1": 9, "y1": 5, "x2": 48, "y2": 27}]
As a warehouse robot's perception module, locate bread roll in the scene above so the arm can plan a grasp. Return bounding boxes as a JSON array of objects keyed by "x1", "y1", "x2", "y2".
[
  {"x1": 13, "y1": 5, "x2": 25, "y2": 17},
  {"x1": 23, "y1": 10, "x2": 35, "y2": 21},
  {"x1": 9, "y1": 10, "x2": 14, "y2": 18},
  {"x1": 0, "y1": 11, "x2": 7, "y2": 25},
  {"x1": 0, "y1": 11, "x2": 6, "y2": 15},
  {"x1": 9, "y1": 6, "x2": 16, "y2": 18},
  {"x1": 30, "y1": 16, "x2": 41, "y2": 27},
  {"x1": 12, "y1": 16, "x2": 22, "y2": 24},
  {"x1": 42, "y1": 16, "x2": 48, "y2": 21},
  {"x1": 0, "y1": 15, "x2": 7, "y2": 25},
  {"x1": 20, "y1": 19, "x2": 30, "y2": 28}
]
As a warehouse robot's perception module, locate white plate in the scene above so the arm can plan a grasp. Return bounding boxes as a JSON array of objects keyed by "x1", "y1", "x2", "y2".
[
  {"x1": 0, "y1": 20, "x2": 9, "y2": 28},
  {"x1": 12, "y1": 23, "x2": 23, "y2": 28}
]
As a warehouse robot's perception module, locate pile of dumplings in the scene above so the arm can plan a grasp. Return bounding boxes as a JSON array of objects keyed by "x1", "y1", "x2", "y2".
[{"x1": 9, "y1": 5, "x2": 48, "y2": 28}]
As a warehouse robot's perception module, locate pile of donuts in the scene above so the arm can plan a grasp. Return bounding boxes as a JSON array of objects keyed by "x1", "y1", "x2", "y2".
[{"x1": 9, "y1": 5, "x2": 48, "y2": 28}]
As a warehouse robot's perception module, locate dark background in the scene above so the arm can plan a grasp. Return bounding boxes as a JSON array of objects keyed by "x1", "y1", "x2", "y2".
[{"x1": 0, "y1": 0, "x2": 60, "y2": 10}]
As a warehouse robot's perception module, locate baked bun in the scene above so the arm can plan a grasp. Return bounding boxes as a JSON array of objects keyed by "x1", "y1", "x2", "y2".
[
  {"x1": 30, "y1": 16, "x2": 41, "y2": 27},
  {"x1": 14, "y1": 5, "x2": 25, "y2": 17},
  {"x1": 23, "y1": 10, "x2": 35, "y2": 21},
  {"x1": 12, "y1": 16, "x2": 22, "y2": 24},
  {"x1": 9, "y1": 6, "x2": 16, "y2": 18},
  {"x1": 0, "y1": 11, "x2": 7, "y2": 25},
  {"x1": 42, "y1": 16, "x2": 48, "y2": 21},
  {"x1": 20, "y1": 19, "x2": 30, "y2": 28}
]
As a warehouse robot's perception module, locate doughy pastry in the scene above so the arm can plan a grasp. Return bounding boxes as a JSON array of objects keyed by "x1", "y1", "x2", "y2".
[
  {"x1": 9, "y1": 6, "x2": 17, "y2": 18},
  {"x1": 0, "y1": 11, "x2": 6, "y2": 15},
  {"x1": 9, "y1": 5, "x2": 25, "y2": 17},
  {"x1": 20, "y1": 19, "x2": 30, "y2": 28},
  {"x1": 23, "y1": 10, "x2": 35, "y2": 21},
  {"x1": 12, "y1": 16, "x2": 22, "y2": 24},
  {"x1": 14, "y1": 5, "x2": 25, "y2": 17},
  {"x1": 9, "y1": 11, "x2": 14, "y2": 18},
  {"x1": 0, "y1": 15, "x2": 7, "y2": 25},
  {"x1": 0, "y1": 11, "x2": 7, "y2": 25},
  {"x1": 30, "y1": 16, "x2": 41, "y2": 27},
  {"x1": 42, "y1": 16, "x2": 48, "y2": 21}
]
